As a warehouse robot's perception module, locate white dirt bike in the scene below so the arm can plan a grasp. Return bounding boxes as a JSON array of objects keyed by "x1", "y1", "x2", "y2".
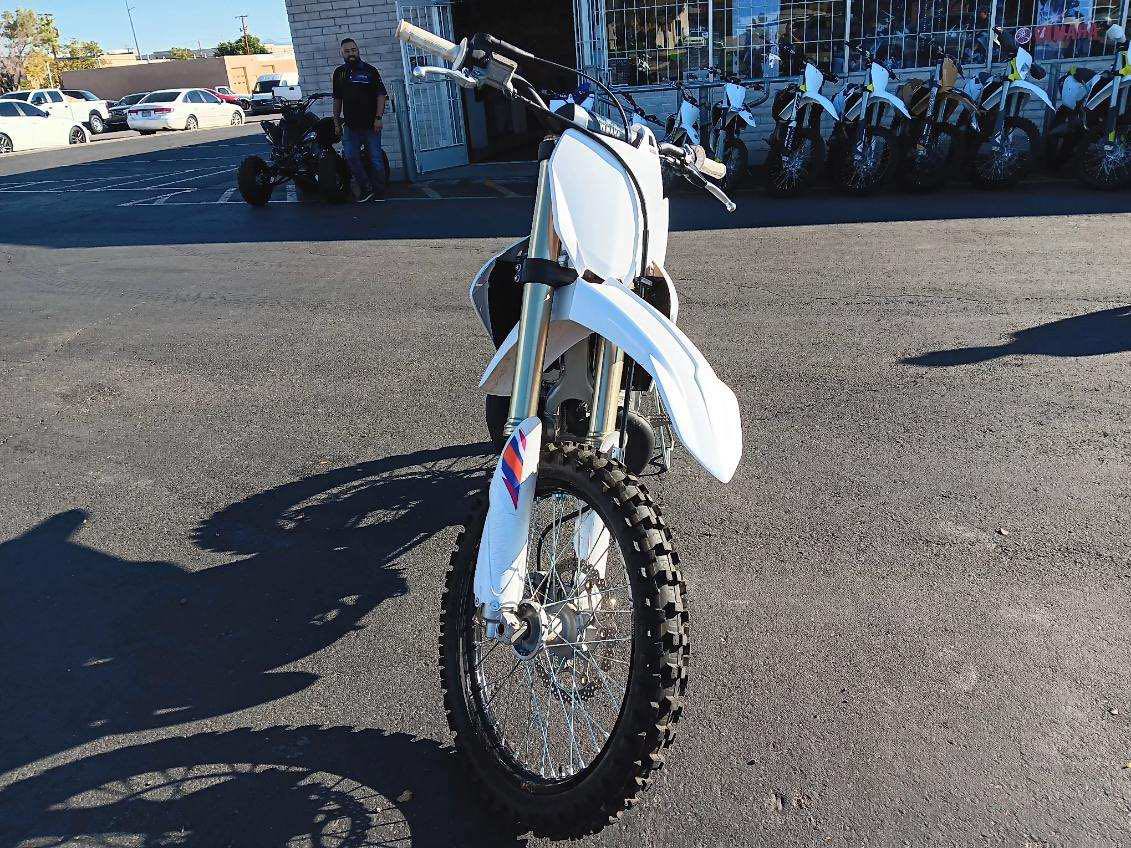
[{"x1": 395, "y1": 19, "x2": 741, "y2": 837}]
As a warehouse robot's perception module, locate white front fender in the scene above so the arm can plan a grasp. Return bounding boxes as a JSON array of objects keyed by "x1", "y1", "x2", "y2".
[
  {"x1": 480, "y1": 280, "x2": 742, "y2": 482},
  {"x1": 1010, "y1": 79, "x2": 1055, "y2": 111},
  {"x1": 867, "y1": 87, "x2": 911, "y2": 119},
  {"x1": 802, "y1": 91, "x2": 839, "y2": 122}
]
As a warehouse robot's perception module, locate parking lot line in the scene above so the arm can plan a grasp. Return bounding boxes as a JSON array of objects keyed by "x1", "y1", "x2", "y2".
[
  {"x1": 482, "y1": 178, "x2": 518, "y2": 198},
  {"x1": 219, "y1": 187, "x2": 238, "y2": 203},
  {"x1": 146, "y1": 167, "x2": 237, "y2": 189},
  {"x1": 98, "y1": 166, "x2": 217, "y2": 191}
]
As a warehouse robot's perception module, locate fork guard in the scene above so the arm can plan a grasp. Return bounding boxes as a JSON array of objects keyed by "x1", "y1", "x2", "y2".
[{"x1": 480, "y1": 279, "x2": 742, "y2": 483}]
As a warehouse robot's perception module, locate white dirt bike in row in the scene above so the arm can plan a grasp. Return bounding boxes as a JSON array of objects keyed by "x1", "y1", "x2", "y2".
[{"x1": 396, "y1": 19, "x2": 740, "y2": 837}]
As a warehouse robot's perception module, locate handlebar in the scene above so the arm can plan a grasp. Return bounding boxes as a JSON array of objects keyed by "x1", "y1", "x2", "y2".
[
  {"x1": 396, "y1": 19, "x2": 734, "y2": 211},
  {"x1": 395, "y1": 20, "x2": 466, "y2": 65}
]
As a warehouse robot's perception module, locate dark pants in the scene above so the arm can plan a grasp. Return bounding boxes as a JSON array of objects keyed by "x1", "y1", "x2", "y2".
[{"x1": 342, "y1": 126, "x2": 386, "y2": 195}]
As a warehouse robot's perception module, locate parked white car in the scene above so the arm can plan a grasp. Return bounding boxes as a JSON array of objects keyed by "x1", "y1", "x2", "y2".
[
  {"x1": 62, "y1": 89, "x2": 113, "y2": 134},
  {"x1": 0, "y1": 88, "x2": 97, "y2": 132},
  {"x1": 0, "y1": 99, "x2": 89, "y2": 154},
  {"x1": 126, "y1": 88, "x2": 245, "y2": 133}
]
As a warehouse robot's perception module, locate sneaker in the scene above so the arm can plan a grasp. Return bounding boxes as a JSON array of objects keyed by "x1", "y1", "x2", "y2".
[{"x1": 357, "y1": 190, "x2": 374, "y2": 203}]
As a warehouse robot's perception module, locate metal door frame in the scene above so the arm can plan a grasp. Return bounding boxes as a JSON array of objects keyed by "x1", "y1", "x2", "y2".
[{"x1": 397, "y1": 0, "x2": 470, "y2": 173}]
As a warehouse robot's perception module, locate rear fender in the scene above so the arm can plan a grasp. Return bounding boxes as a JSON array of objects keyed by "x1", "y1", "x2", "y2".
[{"x1": 481, "y1": 280, "x2": 741, "y2": 482}]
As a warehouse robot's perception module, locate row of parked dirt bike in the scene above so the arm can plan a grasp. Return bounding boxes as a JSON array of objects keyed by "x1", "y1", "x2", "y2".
[{"x1": 616, "y1": 22, "x2": 1131, "y2": 197}]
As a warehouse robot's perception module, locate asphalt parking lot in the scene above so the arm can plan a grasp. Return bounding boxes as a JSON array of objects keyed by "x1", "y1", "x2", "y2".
[{"x1": 2, "y1": 128, "x2": 1131, "y2": 848}]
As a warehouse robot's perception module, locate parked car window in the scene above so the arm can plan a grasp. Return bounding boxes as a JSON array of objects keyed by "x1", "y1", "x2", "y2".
[
  {"x1": 30, "y1": 92, "x2": 47, "y2": 105},
  {"x1": 199, "y1": 90, "x2": 221, "y2": 104},
  {"x1": 64, "y1": 90, "x2": 99, "y2": 101},
  {"x1": 0, "y1": 102, "x2": 20, "y2": 117},
  {"x1": 253, "y1": 79, "x2": 280, "y2": 94},
  {"x1": 185, "y1": 90, "x2": 203, "y2": 103},
  {"x1": 15, "y1": 103, "x2": 48, "y2": 117},
  {"x1": 2, "y1": 92, "x2": 30, "y2": 101},
  {"x1": 47, "y1": 91, "x2": 64, "y2": 103},
  {"x1": 140, "y1": 91, "x2": 180, "y2": 103},
  {"x1": 116, "y1": 93, "x2": 147, "y2": 107}
]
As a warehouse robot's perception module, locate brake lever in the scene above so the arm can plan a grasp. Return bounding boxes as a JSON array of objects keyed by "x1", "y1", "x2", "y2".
[
  {"x1": 702, "y1": 179, "x2": 736, "y2": 213},
  {"x1": 412, "y1": 65, "x2": 478, "y2": 89}
]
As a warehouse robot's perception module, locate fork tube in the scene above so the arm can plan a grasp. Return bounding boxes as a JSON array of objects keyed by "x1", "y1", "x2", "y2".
[
  {"x1": 506, "y1": 158, "x2": 559, "y2": 434},
  {"x1": 586, "y1": 338, "x2": 625, "y2": 446}
]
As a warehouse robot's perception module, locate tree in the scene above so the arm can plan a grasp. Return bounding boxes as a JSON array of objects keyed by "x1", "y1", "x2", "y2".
[
  {"x1": 215, "y1": 33, "x2": 267, "y2": 55},
  {"x1": 167, "y1": 47, "x2": 198, "y2": 60},
  {"x1": 21, "y1": 49, "x2": 52, "y2": 87},
  {"x1": 0, "y1": 9, "x2": 59, "y2": 90},
  {"x1": 57, "y1": 39, "x2": 103, "y2": 72}
]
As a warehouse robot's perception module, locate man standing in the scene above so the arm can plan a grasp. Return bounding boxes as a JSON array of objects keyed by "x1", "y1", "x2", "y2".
[{"x1": 333, "y1": 38, "x2": 388, "y2": 201}]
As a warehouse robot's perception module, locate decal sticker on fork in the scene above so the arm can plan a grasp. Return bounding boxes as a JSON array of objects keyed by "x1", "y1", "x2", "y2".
[{"x1": 474, "y1": 417, "x2": 543, "y2": 635}]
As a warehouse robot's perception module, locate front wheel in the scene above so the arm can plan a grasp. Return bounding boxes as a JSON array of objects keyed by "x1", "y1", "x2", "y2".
[
  {"x1": 0, "y1": 133, "x2": 13, "y2": 154},
  {"x1": 969, "y1": 117, "x2": 1039, "y2": 189},
  {"x1": 88, "y1": 112, "x2": 105, "y2": 134},
  {"x1": 237, "y1": 155, "x2": 274, "y2": 206},
  {"x1": 441, "y1": 442, "x2": 687, "y2": 837},
  {"x1": 897, "y1": 123, "x2": 960, "y2": 192},
  {"x1": 184, "y1": 115, "x2": 199, "y2": 131},
  {"x1": 1076, "y1": 132, "x2": 1131, "y2": 190},
  {"x1": 720, "y1": 139, "x2": 748, "y2": 192},
  {"x1": 765, "y1": 128, "x2": 825, "y2": 197},
  {"x1": 68, "y1": 126, "x2": 87, "y2": 145},
  {"x1": 230, "y1": 111, "x2": 245, "y2": 126},
  {"x1": 834, "y1": 125, "x2": 896, "y2": 195}
]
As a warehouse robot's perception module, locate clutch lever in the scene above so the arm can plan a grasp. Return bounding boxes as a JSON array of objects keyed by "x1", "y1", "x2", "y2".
[{"x1": 412, "y1": 65, "x2": 478, "y2": 89}]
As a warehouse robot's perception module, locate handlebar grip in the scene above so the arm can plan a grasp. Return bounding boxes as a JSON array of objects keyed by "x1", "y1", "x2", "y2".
[
  {"x1": 699, "y1": 157, "x2": 727, "y2": 180},
  {"x1": 395, "y1": 20, "x2": 461, "y2": 62}
]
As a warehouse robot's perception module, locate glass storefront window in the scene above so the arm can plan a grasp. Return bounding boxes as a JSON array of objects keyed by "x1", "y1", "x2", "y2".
[
  {"x1": 607, "y1": 1, "x2": 712, "y2": 85},
  {"x1": 712, "y1": 0, "x2": 847, "y2": 79},
  {"x1": 599, "y1": 0, "x2": 1128, "y2": 83}
]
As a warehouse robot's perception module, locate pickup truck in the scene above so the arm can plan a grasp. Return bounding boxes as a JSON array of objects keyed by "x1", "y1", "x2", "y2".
[{"x1": 0, "y1": 88, "x2": 111, "y2": 134}]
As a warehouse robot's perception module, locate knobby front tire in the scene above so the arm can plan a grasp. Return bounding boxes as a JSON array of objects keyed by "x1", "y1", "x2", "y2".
[{"x1": 440, "y1": 441, "x2": 689, "y2": 837}]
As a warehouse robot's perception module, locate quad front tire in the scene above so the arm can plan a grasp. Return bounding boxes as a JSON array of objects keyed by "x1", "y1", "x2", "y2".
[
  {"x1": 237, "y1": 155, "x2": 273, "y2": 206},
  {"x1": 316, "y1": 153, "x2": 351, "y2": 203}
]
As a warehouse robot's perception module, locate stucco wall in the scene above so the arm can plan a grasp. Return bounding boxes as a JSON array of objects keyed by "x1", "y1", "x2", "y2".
[{"x1": 60, "y1": 55, "x2": 299, "y2": 102}]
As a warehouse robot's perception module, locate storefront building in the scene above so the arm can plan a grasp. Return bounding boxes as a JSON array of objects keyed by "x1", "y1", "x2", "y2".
[{"x1": 284, "y1": 0, "x2": 1129, "y2": 178}]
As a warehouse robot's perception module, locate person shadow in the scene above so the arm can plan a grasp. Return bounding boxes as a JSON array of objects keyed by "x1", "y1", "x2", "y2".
[
  {"x1": 0, "y1": 443, "x2": 506, "y2": 845},
  {"x1": 901, "y1": 305, "x2": 1131, "y2": 367}
]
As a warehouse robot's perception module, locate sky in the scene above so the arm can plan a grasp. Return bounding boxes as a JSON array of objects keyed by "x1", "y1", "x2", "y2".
[{"x1": 1, "y1": 0, "x2": 293, "y2": 54}]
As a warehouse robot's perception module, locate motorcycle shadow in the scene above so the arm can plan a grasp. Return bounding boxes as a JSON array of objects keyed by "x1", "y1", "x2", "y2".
[
  {"x1": 0, "y1": 724, "x2": 529, "y2": 847},
  {"x1": 0, "y1": 444, "x2": 493, "y2": 800},
  {"x1": 900, "y1": 305, "x2": 1131, "y2": 366}
]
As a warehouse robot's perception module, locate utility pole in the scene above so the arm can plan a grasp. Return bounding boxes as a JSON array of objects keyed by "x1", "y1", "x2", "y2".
[
  {"x1": 237, "y1": 14, "x2": 251, "y2": 55},
  {"x1": 125, "y1": 1, "x2": 142, "y2": 60}
]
